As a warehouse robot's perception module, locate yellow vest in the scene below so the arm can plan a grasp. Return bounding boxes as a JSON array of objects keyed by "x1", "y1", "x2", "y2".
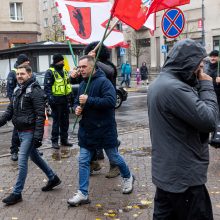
[{"x1": 50, "y1": 67, "x2": 72, "y2": 96}]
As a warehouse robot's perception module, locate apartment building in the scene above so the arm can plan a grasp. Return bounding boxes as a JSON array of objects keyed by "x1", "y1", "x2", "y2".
[
  {"x1": 39, "y1": 0, "x2": 64, "y2": 42},
  {"x1": 0, "y1": 0, "x2": 41, "y2": 50}
]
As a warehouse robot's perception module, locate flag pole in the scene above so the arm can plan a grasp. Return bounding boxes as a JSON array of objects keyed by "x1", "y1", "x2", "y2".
[
  {"x1": 66, "y1": 39, "x2": 77, "y2": 67},
  {"x1": 72, "y1": 14, "x2": 114, "y2": 132},
  {"x1": 93, "y1": 19, "x2": 120, "y2": 52},
  {"x1": 218, "y1": 40, "x2": 220, "y2": 77}
]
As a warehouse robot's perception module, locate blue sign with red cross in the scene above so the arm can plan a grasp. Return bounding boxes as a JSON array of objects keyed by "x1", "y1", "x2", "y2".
[{"x1": 161, "y1": 8, "x2": 185, "y2": 39}]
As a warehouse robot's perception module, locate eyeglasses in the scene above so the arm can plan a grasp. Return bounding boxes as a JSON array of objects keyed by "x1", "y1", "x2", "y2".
[{"x1": 77, "y1": 65, "x2": 87, "y2": 69}]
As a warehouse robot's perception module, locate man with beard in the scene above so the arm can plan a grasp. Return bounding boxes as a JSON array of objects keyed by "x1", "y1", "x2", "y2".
[
  {"x1": 1, "y1": 64, "x2": 61, "y2": 205},
  {"x1": 44, "y1": 54, "x2": 73, "y2": 150},
  {"x1": 148, "y1": 39, "x2": 218, "y2": 220}
]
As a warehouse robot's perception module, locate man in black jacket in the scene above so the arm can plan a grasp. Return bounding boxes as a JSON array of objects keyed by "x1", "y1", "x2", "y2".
[
  {"x1": 1, "y1": 64, "x2": 61, "y2": 205},
  {"x1": 6, "y1": 54, "x2": 30, "y2": 161},
  {"x1": 44, "y1": 54, "x2": 73, "y2": 149},
  {"x1": 204, "y1": 50, "x2": 220, "y2": 108}
]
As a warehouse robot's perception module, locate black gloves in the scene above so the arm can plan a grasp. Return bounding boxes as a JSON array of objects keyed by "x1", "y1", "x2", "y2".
[{"x1": 33, "y1": 139, "x2": 42, "y2": 148}]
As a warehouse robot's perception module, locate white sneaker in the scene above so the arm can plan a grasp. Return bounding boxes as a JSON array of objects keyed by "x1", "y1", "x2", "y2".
[
  {"x1": 67, "y1": 190, "x2": 90, "y2": 206},
  {"x1": 122, "y1": 175, "x2": 135, "y2": 194}
]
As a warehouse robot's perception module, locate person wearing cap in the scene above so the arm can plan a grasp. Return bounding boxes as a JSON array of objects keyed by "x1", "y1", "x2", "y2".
[
  {"x1": 204, "y1": 50, "x2": 220, "y2": 108},
  {"x1": 44, "y1": 54, "x2": 73, "y2": 149},
  {"x1": 6, "y1": 54, "x2": 30, "y2": 161}
]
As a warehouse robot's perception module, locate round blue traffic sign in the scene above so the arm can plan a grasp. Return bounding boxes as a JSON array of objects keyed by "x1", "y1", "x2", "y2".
[{"x1": 161, "y1": 8, "x2": 185, "y2": 39}]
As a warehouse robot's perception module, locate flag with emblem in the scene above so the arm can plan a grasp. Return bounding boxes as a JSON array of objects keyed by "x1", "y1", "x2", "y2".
[
  {"x1": 56, "y1": 0, "x2": 125, "y2": 47},
  {"x1": 111, "y1": 0, "x2": 190, "y2": 30}
]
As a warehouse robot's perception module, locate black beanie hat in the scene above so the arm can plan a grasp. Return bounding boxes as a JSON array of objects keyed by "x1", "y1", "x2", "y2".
[
  {"x1": 84, "y1": 41, "x2": 110, "y2": 62},
  {"x1": 209, "y1": 50, "x2": 219, "y2": 57},
  {"x1": 16, "y1": 54, "x2": 29, "y2": 65},
  {"x1": 53, "y1": 54, "x2": 64, "y2": 65}
]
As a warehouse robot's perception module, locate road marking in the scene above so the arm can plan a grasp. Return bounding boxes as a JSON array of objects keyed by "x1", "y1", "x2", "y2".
[{"x1": 128, "y1": 94, "x2": 147, "y2": 99}]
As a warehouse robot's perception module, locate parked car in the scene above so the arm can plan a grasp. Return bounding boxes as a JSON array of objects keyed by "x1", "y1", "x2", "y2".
[
  {"x1": 35, "y1": 73, "x2": 127, "y2": 112},
  {"x1": 72, "y1": 84, "x2": 127, "y2": 109}
]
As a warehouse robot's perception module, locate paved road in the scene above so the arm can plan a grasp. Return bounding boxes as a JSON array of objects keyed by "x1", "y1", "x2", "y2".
[{"x1": 0, "y1": 91, "x2": 220, "y2": 219}]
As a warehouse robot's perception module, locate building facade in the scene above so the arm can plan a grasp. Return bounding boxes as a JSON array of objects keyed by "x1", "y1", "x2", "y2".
[
  {"x1": 120, "y1": 0, "x2": 220, "y2": 72},
  {"x1": 0, "y1": 0, "x2": 41, "y2": 50},
  {"x1": 39, "y1": 0, "x2": 64, "y2": 42}
]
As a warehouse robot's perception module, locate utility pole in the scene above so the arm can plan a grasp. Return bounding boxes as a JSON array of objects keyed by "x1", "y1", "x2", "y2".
[{"x1": 202, "y1": 0, "x2": 205, "y2": 46}]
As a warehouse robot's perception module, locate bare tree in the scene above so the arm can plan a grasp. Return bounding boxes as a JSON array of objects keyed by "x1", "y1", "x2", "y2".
[{"x1": 126, "y1": 30, "x2": 148, "y2": 68}]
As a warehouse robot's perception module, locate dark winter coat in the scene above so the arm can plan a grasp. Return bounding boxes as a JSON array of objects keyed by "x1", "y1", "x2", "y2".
[
  {"x1": 147, "y1": 39, "x2": 218, "y2": 193},
  {"x1": 74, "y1": 68, "x2": 118, "y2": 150},
  {"x1": 204, "y1": 61, "x2": 220, "y2": 104},
  {"x1": 0, "y1": 77, "x2": 46, "y2": 141},
  {"x1": 140, "y1": 65, "x2": 148, "y2": 80},
  {"x1": 6, "y1": 67, "x2": 17, "y2": 100}
]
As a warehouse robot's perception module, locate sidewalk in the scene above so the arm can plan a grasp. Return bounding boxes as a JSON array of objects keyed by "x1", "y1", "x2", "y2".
[{"x1": 0, "y1": 129, "x2": 220, "y2": 220}]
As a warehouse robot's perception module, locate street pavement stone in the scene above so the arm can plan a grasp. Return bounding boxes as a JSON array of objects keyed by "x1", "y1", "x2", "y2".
[{"x1": 0, "y1": 129, "x2": 220, "y2": 220}]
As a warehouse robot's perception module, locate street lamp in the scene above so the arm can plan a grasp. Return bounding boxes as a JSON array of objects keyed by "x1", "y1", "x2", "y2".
[{"x1": 201, "y1": 0, "x2": 205, "y2": 46}]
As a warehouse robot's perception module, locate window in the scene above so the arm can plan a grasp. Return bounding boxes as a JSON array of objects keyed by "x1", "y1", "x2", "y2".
[
  {"x1": 51, "y1": 0, "x2": 56, "y2": 7},
  {"x1": 43, "y1": 0, "x2": 48, "y2": 10},
  {"x1": 10, "y1": 2, "x2": 23, "y2": 21},
  {"x1": 44, "y1": 18, "x2": 48, "y2": 27},
  {"x1": 52, "y1": 15, "x2": 57, "y2": 25},
  {"x1": 213, "y1": 36, "x2": 220, "y2": 50}
]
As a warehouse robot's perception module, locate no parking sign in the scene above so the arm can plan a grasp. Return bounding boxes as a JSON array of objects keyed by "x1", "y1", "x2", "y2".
[{"x1": 161, "y1": 8, "x2": 185, "y2": 39}]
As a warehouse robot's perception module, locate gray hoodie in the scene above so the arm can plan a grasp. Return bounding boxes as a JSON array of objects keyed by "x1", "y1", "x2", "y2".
[{"x1": 147, "y1": 39, "x2": 218, "y2": 193}]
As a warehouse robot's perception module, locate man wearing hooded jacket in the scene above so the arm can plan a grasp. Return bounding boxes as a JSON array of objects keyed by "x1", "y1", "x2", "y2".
[
  {"x1": 148, "y1": 39, "x2": 218, "y2": 220},
  {"x1": 44, "y1": 54, "x2": 73, "y2": 149}
]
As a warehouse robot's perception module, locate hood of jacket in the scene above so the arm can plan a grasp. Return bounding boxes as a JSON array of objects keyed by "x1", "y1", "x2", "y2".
[{"x1": 162, "y1": 39, "x2": 207, "y2": 87}]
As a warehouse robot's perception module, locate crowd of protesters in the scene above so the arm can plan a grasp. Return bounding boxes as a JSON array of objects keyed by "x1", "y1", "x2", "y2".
[{"x1": 1, "y1": 39, "x2": 220, "y2": 220}]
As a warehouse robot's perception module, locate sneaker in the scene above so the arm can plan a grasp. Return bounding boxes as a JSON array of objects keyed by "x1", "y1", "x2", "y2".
[
  {"x1": 61, "y1": 140, "x2": 73, "y2": 147},
  {"x1": 105, "y1": 165, "x2": 120, "y2": 178},
  {"x1": 2, "y1": 193, "x2": 22, "y2": 205},
  {"x1": 122, "y1": 175, "x2": 135, "y2": 194},
  {"x1": 90, "y1": 161, "x2": 102, "y2": 174},
  {"x1": 41, "y1": 175, "x2": 61, "y2": 191},
  {"x1": 11, "y1": 153, "x2": 18, "y2": 161},
  {"x1": 52, "y1": 142, "x2": 60, "y2": 149},
  {"x1": 67, "y1": 190, "x2": 90, "y2": 207}
]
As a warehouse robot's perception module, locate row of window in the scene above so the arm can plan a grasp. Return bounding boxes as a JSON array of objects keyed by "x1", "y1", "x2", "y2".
[
  {"x1": 43, "y1": 0, "x2": 56, "y2": 11},
  {"x1": 44, "y1": 15, "x2": 57, "y2": 27}
]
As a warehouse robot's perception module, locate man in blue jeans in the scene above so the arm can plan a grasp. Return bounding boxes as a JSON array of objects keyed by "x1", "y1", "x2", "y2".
[
  {"x1": 0, "y1": 64, "x2": 61, "y2": 205},
  {"x1": 67, "y1": 55, "x2": 134, "y2": 207}
]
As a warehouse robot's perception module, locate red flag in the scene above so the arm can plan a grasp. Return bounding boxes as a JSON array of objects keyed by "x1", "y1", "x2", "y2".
[{"x1": 111, "y1": 0, "x2": 190, "y2": 30}]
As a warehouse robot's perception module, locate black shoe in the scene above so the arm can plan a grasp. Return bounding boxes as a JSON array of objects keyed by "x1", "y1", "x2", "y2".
[
  {"x1": 2, "y1": 193, "x2": 22, "y2": 205},
  {"x1": 61, "y1": 141, "x2": 73, "y2": 147},
  {"x1": 41, "y1": 175, "x2": 61, "y2": 191},
  {"x1": 52, "y1": 143, "x2": 60, "y2": 149},
  {"x1": 11, "y1": 153, "x2": 18, "y2": 161}
]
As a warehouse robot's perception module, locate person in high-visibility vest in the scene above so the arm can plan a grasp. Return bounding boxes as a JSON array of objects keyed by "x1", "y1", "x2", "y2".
[
  {"x1": 44, "y1": 54, "x2": 73, "y2": 149},
  {"x1": 6, "y1": 54, "x2": 30, "y2": 162}
]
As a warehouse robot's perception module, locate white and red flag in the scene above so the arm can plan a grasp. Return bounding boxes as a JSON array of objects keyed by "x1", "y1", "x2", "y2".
[
  {"x1": 56, "y1": 0, "x2": 125, "y2": 47},
  {"x1": 111, "y1": 0, "x2": 190, "y2": 30}
]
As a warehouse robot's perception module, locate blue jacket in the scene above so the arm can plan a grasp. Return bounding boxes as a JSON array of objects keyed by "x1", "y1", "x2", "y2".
[{"x1": 74, "y1": 68, "x2": 118, "y2": 149}]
